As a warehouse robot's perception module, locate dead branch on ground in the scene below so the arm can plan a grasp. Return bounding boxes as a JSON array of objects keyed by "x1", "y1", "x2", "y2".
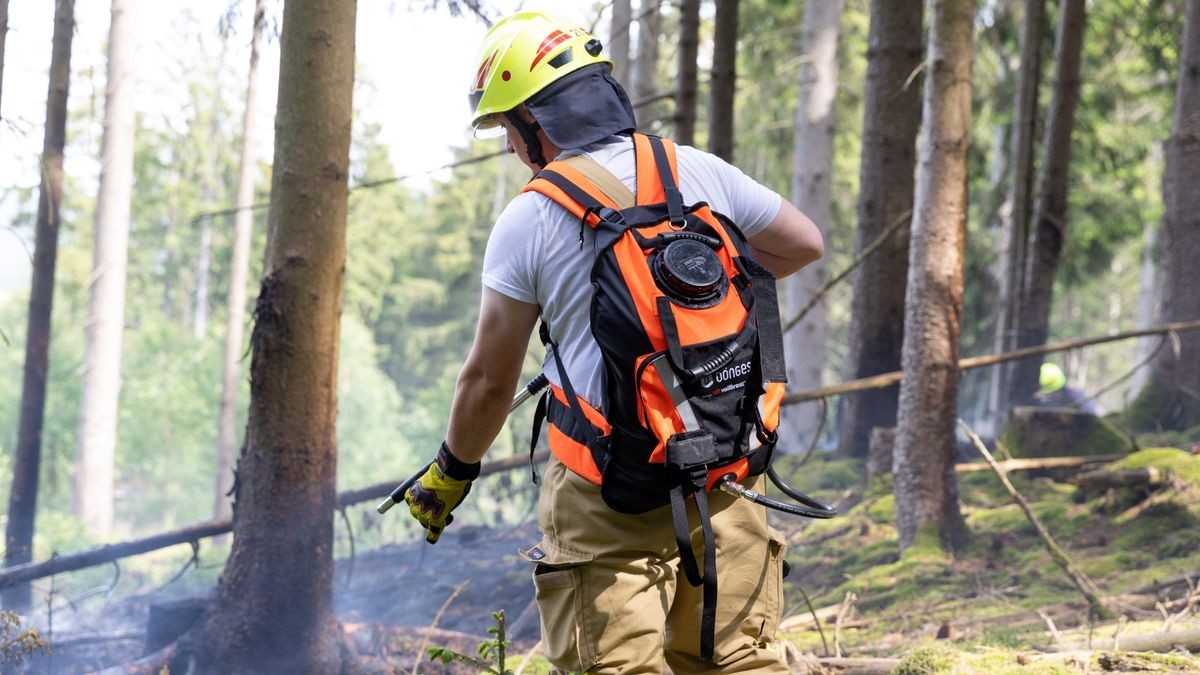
[{"x1": 959, "y1": 420, "x2": 1113, "y2": 620}]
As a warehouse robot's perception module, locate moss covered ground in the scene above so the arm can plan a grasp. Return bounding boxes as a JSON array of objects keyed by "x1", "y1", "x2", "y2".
[{"x1": 770, "y1": 447, "x2": 1200, "y2": 673}]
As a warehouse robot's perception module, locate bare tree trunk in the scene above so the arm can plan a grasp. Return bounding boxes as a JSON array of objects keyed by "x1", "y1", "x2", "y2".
[
  {"x1": 781, "y1": 0, "x2": 841, "y2": 454},
  {"x1": 171, "y1": 0, "x2": 356, "y2": 670},
  {"x1": 610, "y1": 0, "x2": 631, "y2": 83},
  {"x1": 990, "y1": 0, "x2": 1045, "y2": 421},
  {"x1": 0, "y1": 0, "x2": 9, "y2": 124},
  {"x1": 893, "y1": 0, "x2": 974, "y2": 554},
  {"x1": 709, "y1": 0, "x2": 739, "y2": 161},
  {"x1": 3, "y1": 0, "x2": 75, "y2": 613},
  {"x1": 214, "y1": 0, "x2": 266, "y2": 525},
  {"x1": 74, "y1": 0, "x2": 138, "y2": 541},
  {"x1": 633, "y1": 0, "x2": 661, "y2": 128},
  {"x1": 193, "y1": 37, "x2": 232, "y2": 340},
  {"x1": 1131, "y1": 149, "x2": 1162, "y2": 395},
  {"x1": 839, "y1": 0, "x2": 923, "y2": 458},
  {"x1": 1138, "y1": 0, "x2": 1200, "y2": 431},
  {"x1": 1011, "y1": 0, "x2": 1087, "y2": 404},
  {"x1": 193, "y1": 222, "x2": 213, "y2": 336},
  {"x1": 675, "y1": 0, "x2": 700, "y2": 145}
]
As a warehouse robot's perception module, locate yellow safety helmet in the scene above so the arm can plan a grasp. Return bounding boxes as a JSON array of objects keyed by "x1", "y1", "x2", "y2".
[
  {"x1": 1039, "y1": 363, "x2": 1066, "y2": 394},
  {"x1": 469, "y1": 11, "x2": 612, "y2": 135}
]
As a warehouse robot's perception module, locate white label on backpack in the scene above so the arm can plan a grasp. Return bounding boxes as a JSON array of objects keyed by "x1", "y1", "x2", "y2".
[{"x1": 705, "y1": 357, "x2": 754, "y2": 397}]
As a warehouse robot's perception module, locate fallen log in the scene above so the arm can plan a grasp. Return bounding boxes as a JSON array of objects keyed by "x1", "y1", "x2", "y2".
[
  {"x1": 1135, "y1": 571, "x2": 1200, "y2": 595},
  {"x1": 816, "y1": 657, "x2": 902, "y2": 674},
  {"x1": 1075, "y1": 467, "x2": 1171, "y2": 496},
  {"x1": 1039, "y1": 626, "x2": 1200, "y2": 654},
  {"x1": 0, "y1": 450, "x2": 552, "y2": 589}
]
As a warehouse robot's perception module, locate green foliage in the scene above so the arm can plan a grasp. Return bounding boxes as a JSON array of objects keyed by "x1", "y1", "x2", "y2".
[
  {"x1": 427, "y1": 610, "x2": 512, "y2": 674},
  {"x1": 893, "y1": 645, "x2": 959, "y2": 675}
]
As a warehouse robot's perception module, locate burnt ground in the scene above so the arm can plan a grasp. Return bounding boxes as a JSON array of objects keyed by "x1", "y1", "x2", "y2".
[{"x1": 8, "y1": 521, "x2": 545, "y2": 673}]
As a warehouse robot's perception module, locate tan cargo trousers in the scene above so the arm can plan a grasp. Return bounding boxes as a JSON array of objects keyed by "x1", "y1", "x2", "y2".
[{"x1": 522, "y1": 457, "x2": 790, "y2": 674}]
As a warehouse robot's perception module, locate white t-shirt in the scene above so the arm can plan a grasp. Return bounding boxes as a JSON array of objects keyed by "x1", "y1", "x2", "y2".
[{"x1": 482, "y1": 135, "x2": 783, "y2": 408}]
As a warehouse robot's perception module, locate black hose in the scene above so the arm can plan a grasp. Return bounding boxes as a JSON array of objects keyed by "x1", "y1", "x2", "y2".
[{"x1": 766, "y1": 465, "x2": 838, "y2": 517}]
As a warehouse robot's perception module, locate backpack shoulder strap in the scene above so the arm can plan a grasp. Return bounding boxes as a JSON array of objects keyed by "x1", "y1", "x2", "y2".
[
  {"x1": 633, "y1": 134, "x2": 685, "y2": 223},
  {"x1": 558, "y1": 154, "x2": 634, "y2": 209},
  {"x1": 522, "y1": 155, "x2": 625, "y2": 228}
]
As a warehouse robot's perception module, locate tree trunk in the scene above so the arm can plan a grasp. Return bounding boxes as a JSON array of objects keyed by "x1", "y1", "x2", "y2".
[
  {"x1": 193, "y1": 221, "x2": 213, "y2": 337},
  {"x1": 1011, "y1": 0, "x2": 1088, "y2": 405},
  {"x1": 215, "y1": 0, "x2": 266, "y2": 525},
  {"x1": 3, "y1": 0, "x2": 75, "y2": 613},
  {"x1": 1131, "y1": 174, "x2": 1162, "y2": 396},
  {"x1": 171, "y1": 0, "x2": 356, "y2": 670},
  {"x1": 675, "y1": 0, "x2": 700, "y2": 146},
  {"x1": 633, "y1": 0, "x2": 661, "y2": 128},
  {"x1": 75, "y1": 0, "x2": 138, "y2": 541},
  {"x1": 609, "y1": 0, "x2": 631, "y2": 83},
  {"x1": 781, "y1": 0, "x2": 841, "y2": 455},
  {"x1": 709, "y1": 0, "x2": 739, "y2": 162},
  {"x1": 990, "y1": 0, "x2": 1045, "y2": 420},
  {"x1": 838, "y1": 0, "x2": 923, "y2": 458},
  {"x1": 0, "y1": 0, "x2": 9, "y2": 124},
  {"x1": 893, "y1": 0, "x2": 973, "y2": 554},
  {"x1": 1140, "y1": 0, "x2": 1200, "y2": 431}
]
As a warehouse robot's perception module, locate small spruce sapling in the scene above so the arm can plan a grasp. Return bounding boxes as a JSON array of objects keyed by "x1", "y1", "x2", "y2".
[{"x1": 427, "y1": 609, "x2": 512, "y2": 674}]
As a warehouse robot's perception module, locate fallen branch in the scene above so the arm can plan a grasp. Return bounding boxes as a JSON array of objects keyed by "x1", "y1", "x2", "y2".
[
  {"x1": 784, "y1": 320, "x2": 1200, "y2": 405},
  {"x1": 954, "y1": 454, "x2": 1127, "y2": 474},
  {"x1": 0, "y1": 450, "x2": 552, "y2": 589},
  {"x1": 783, "y1": 210, "x2": 910, "y2": 333},
  {"x1": 959, "y1": 420, "x2": 1113, "y2": 620}
]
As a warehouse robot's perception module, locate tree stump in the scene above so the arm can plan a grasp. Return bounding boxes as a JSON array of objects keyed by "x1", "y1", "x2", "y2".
[
  {"x1": 867, "y1": 427, "x2": 895, "y2": 481},
  {"x1": 1000, "y1": 407, "x2": 1134, "y2": 462}
]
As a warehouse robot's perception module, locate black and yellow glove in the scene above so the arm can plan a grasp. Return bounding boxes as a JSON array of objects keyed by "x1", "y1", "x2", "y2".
[{"x1": 404, "y1": 442, "x2": 480, "y2": 544}]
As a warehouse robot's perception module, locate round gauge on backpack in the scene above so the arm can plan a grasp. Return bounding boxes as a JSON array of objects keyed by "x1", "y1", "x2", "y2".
[{"x1": 651, "y1": 239, "x2": 727, "y2": 307}]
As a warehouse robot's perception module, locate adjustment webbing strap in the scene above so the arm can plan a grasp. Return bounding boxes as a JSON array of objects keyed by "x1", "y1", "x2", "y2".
[
  {"x1": 737, "y1": 256, "x2": 787, "y2": 383},
  {"x1": 694, "y1": 488, "x2": 718, "y2": 663},
  {"x1": 529, "y1": 390, "x2": 549, "y2": 484},
  {"x1": 656, "y1": 296, "x2": 688, "y2": 376},
  {"x1": 670, "y1": 487, "x2": 702, "y2": 587},
  {"x1": 540, "y1": 323, "x2": 599, "y2": 453},
  {"x1": 668, "y1": 482, "x2": 718, "y2": 663},
  {"x1": 646, "y1": 135, "x2": 685, "y2": 224}
]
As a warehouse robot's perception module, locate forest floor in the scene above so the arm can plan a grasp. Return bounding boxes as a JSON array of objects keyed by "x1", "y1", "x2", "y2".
[{"x1": 7, "y1": 424, "x2": 1200, "y2": 674}]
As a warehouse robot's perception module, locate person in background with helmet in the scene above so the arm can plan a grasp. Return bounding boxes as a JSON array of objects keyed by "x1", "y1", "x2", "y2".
[
  {"x1": 1037, "y1": 362, "x2": 1101, "y2": 415},
  {"x1": 401, "y1": 10, "x2": 823, "y2": 673}
]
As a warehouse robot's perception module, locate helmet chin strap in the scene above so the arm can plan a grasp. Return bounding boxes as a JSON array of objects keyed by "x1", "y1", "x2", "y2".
[{"x1": 505, "y1": 111, "x2": 547, "y2": 169}]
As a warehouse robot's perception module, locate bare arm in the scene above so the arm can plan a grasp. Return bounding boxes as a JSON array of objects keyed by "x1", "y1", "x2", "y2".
[
  {"x1": 444, "y1": 287, "x2": 541, "y2": 464},
  {"x1": 748, "y1": 198, "x2": 824, "y2": 278}
]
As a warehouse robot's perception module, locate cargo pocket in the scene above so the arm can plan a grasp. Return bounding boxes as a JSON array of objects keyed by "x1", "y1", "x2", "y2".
[
  {"x1": 759, "y1": 530, "x2": 788, "y2": 642},
  {"x1": 532, "y1": 562, "x2": 591, "y2": 671}
]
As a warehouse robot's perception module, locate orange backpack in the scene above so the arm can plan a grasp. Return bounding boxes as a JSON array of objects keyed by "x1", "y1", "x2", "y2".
[{"x1": 524, "y1": 133, "x2": 788, "y2": 661}]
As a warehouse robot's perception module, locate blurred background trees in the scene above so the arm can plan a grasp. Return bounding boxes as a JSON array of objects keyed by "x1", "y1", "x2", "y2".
[{"x1": 0, "y1": 0, "x2": 1194, "y2": 605}]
